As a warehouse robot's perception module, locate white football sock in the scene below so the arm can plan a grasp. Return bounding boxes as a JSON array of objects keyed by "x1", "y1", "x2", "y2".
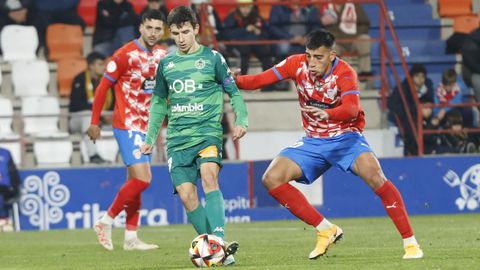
[
  {"x1": 100, "y1": 214, "x2": 114, "y2": 225},
  {"x1": 315, "y1": 218, "x2": 334, "y2": 231},
  {"x1": 125, "y1": 230, "x2": 138, "y2": 241},
  {"x1": 403, "y1": 235, "x2": 418, "y2": 248}
]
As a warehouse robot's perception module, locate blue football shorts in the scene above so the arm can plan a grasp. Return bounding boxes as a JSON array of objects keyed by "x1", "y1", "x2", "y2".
[
  {"x1": 279, "y1": 132, "x2": 373, "y2": 184},
  {"x1": 113, "y1": 128, "x2": 150, "y2": 166}
]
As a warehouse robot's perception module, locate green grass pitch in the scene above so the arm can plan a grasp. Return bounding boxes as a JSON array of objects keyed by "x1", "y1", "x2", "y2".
[{"x1": 1, "y1": 214, "x2": 479, "y2": 269}]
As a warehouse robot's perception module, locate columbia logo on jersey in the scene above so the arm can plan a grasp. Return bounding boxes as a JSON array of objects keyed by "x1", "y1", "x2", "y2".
[{"x1": 171, "y1": 103, "x2": 204, "y2": 113}]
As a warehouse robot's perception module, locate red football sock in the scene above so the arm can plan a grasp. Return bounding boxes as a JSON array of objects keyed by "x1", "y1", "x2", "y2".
[
  {"x1": 375, "y1": 180, "x2": 413, "y2": 238},
  {"x1": 125, "y1": 194, "x2": 141, "y2": 231},
  {"x1": 107, "y1": 178, "x2": 149, "y2": 220},
  {"x1": 269, "y1": 183, "x2": 324, "y2": 227}
]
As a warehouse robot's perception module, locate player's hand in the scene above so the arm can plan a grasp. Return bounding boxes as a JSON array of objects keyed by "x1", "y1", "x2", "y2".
[
  {"x1": 232, "y1": 68, "x2": 241, "y2": 82},
  {"x1": 86, "y1": 125, "x2": 101, "y2": 144},
  {"x1": 232, "y1": 126, "x2": 247, "y2": 141},
  {"x1": 140, "y1": 144, "x2": 154, "y2": 155},
  {"x1": 300, "y1": 106, "x2": 330, "y2": 120}
]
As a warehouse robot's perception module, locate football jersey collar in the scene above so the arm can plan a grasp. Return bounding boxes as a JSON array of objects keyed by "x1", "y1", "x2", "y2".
[
  {"x1": 134, "y1": 39, "x2": 149, "y2": 53},
  {"x1": 322, "y1": 57, "x2": 339, "y2": 80}
]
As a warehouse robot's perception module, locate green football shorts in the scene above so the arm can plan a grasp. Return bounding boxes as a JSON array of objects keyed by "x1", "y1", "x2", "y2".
[{"x1": 167, "y1": 138, "x2": 223, "y2": 189}]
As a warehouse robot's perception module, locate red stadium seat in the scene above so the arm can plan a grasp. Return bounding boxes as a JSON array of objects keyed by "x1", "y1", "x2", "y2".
[
  {"x1": 46, "y1": 24, "x2": 83, "y2": 61},
  {"x1": 257, "y1": 0, "x2": 275, "y2": 21},
  {"x1": 77, "y1": 0, "x2": 99, "y2": 26},
  {"x1": 453, "y1": 15, "x2": 480, "y2": 34},
  {"x1": 57, "y1": 58, "x2": 88, "y2": 97},
  {"x1": 212, "y1": 0, "x2": 236, "y2": 23},
  {"x1": 129, "y1": 0, "x2": 147, "y2": 15},
  {"x1": 165, "y1": 0, "x2": 191, "y2": 12},
  {"x1": 439, "y1": 0, "x2": 472, "y2": 18}
]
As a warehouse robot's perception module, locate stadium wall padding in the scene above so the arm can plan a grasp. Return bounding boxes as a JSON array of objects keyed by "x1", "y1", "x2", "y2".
[{"x1": 16, "y1": 156, "x2": 480, "y2": 230}]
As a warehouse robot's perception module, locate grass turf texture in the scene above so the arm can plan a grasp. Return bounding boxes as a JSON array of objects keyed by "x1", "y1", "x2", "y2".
[{"x1": 0, "y1": 214, "x2": 479, "y2": 269}]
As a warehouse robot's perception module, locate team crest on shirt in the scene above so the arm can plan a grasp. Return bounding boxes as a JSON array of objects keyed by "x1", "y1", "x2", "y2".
[
  {"x1": 326, "y1": 87, "x2": 338, "y2": 99},
  {"x1": 195, "y1": 59, "x2": 206, "y2": 69}
]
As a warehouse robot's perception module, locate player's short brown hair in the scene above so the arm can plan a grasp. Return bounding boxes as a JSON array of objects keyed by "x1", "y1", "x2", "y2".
[{"x1": 167, "y1": 6, "x2": 198, "y2": 28}]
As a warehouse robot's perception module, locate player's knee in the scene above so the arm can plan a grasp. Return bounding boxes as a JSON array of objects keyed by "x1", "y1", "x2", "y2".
[
  {"x1": 362, "y1": 168, "x2": 385, "y2": 190},
  {"x1": 262, "y1": 170, "x2": 285, "y2": 190},
  {"x1": 201, "y1": 175, "x2": 219, "y2": 191},
  {"x1": 178, "y1": 191, "x2": 197, "y2": 206}
]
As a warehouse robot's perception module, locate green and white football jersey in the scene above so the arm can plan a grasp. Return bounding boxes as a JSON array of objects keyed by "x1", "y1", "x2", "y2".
[{"x1": 153, "y1": 45, "x2": 247, "y2": 151}]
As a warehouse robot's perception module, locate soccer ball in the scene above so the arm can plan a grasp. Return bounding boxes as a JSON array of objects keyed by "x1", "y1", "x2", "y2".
[{"x1": 189, "y1": 234, "x2": 226, "y2": 267}]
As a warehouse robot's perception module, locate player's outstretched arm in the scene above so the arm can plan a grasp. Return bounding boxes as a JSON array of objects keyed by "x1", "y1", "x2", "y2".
[
  {"x1": 236, "y1": 69, "x2": 281, "y2": 90},
  {"x1": 142, "y1": 94, "x2": 167, "y2": 154}
]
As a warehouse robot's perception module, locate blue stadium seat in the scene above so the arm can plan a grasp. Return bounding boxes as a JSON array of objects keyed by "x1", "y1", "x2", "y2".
[
  {"x1": 369, "y1": 28, "x2": 441, "y2": 40},
  {"x1": 371, "y1": 40, "x2": 451, "y2": 61},
  {"x1": 365, "y1": 4, "x2": 440, "y2": 28}
]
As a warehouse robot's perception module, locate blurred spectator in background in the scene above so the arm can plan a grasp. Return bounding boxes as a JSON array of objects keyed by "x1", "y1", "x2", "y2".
[
  {"x1": 140, "y1": 0, "x2": 167, "y2": 19},
  {"x1": 92, "y1": 0, "x2": 138, "y2": 56},
  {"x1": 319, "y1": 3, "x2": 372, "y2": 79},
  {"x1": 34, "y1": 0, "x2": 84, "y2": 49},
  {"x1": 388, "y1": 64, "x2": 434, "y2": 156},
  {"x1": 420, "y1": 103, "x2": 440, "y2": 155},
  {"x1": 435, "y1": 109, "x2": 478, "y2": 154},
  {"x1": 461, "y1": 27, "x2": 480, "y2": 107},
  {"x1": 0, "y1": 0, "x2": 35, "y2": 30},
  {"x1": 223, "y1": 0, "x2": 273, "y2": 76},
  {"x1": 190, "y1": 0, "x2": 224, "y2": 46},
  {"x1": 268, "y1": 0, "x2": 321, "y2": 60},
  {"x1": 268, "y1": 0, "x2": 320, "y2": 90},
  {"x1": 433, "y1": 69, "x2": 470, "y2": 127},
  {"x1": 0, "y1": 147, "x2": 20, "y2": 232},
  {"x1": 138, "y1": 0, "x2": 172, "y2": 50},
  {"x1": 69, "y1": 52, "x2": 114, "y2": 164}
]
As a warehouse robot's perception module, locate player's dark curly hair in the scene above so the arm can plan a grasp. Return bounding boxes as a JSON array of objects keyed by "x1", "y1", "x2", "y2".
[
  {"x1": 167, "y1": 6, "x2": 198, "y2": 28},
  {"x1": 141, "y1": 9, "x2": 165, "y2": 24},
  {"x1": 305, "y1": 29, "x2": 336, "y2": 50}
]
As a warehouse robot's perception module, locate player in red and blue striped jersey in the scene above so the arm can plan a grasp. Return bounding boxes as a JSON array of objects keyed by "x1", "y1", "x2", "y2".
[
  {"x1": 235, "y1": 29, "x2": 423, "y2": 260},
  {"x1": 87, "y1": 10, "x2": 167, "y2": 252}
]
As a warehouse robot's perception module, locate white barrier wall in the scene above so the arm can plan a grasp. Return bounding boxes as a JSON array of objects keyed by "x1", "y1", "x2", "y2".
[{"x1": 238, "y1": 128, "x2": 403, "y2": 161}]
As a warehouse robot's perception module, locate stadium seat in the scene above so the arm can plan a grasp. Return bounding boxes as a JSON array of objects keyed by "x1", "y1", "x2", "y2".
[
  {"x1": 80, "y1": 131, "x2": 118, "y2": 163},
  {"x1": 257, "y1": 0, "x2": 275, "y2": 21},
  {"x1": 453, "y1": 15, "x2": 480, "y2": 34},
  {"x1": 0, "y1": 141, "x2": 22, "y2": 165},
  {"x1": 438, "y1": 0, "x2": 472, "y2": 18},
  {"x1": 129, "y1": 0, "x2": 147, "y2": 15},
  {"x1": 165, "y1": 0, "x2": 191, "y2": 12},
  {"x1": 0, "y1": 25, "x2": 38, "y2": 62},
  {"x1": 11, "y1": 60, "x2": 50, "y2": 97},
  {"x1": 212, "y1": 0, "x2": 236, "y2": 23},
  {"x1": 21, "y1": 96, "x2": 69, "y2": 138},
  {"x1": 77, "y1": 0, "x2": 99, "y2": 26},
  {"x1": 46, "y1": 24, "x2": 83, "y2": 61},
  {"x1": 57, "y1": 58, "x2": 87, "y2": 97},
  {"x1": 0, "y1": 97, "x2": 20, "y2": 140},
  {"x1": 33, "y1": 140, "x2": 73, "y2": 166}
]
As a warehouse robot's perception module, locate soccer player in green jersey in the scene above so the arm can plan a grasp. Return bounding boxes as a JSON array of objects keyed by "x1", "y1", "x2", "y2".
[{"x1": 140, "y1": 6, "x2": 248, "y2": 266}]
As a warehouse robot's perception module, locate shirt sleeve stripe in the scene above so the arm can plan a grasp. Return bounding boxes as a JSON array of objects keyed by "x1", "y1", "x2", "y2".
[
  {"x1": 341, "y1": 90, "x2": 360, "y2": 97},
  {"x1": 104, "y1": 73, "x2": 116, "y2": 83},
  {"x1": 272, "y1": 67, "x2": 284, "y2": 81}
]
